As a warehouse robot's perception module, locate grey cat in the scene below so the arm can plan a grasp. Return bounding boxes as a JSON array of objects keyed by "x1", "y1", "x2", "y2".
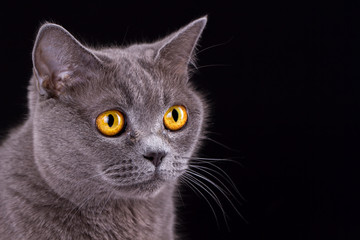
[{"x1": 0, "y1": 17, "x2": 207, "y2": 239}]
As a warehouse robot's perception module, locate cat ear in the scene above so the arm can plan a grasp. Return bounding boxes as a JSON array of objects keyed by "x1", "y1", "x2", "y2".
[
  {"x1": 154, "y1": 16, "x2": 207, "y2": 76},
  {"x1": 32, "y1": 23, "x2": 101, "y2": 97}
]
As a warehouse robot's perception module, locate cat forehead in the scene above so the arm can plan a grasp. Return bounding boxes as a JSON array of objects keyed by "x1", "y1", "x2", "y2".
[
  {"x1": 97, "y1": 44, "x2": 156, "y2": 62},
  {"x1": 79, "y1": 47, "x2": 187, "y2": 109},
  {"x1": 96, "y1": 46, "x2": 158, "y2": 83}
]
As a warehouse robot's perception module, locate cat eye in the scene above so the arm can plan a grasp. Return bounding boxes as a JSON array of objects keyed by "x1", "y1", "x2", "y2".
[
  {"x1": 163, "y1": 105, "x2": 188, "y2": 131},
  {"x1": 96, "y1": 110, "x2": 125, "y2": 136}
]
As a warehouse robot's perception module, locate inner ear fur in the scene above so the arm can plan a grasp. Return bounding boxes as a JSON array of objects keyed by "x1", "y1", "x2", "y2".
[{"x1": 32, "y1": 23, "x2": 101, "y2": 97}]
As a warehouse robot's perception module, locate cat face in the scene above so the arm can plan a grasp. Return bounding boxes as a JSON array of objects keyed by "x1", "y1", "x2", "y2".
[{"x1": 31, "y1": 18, "x2": 207, "y2": 202}]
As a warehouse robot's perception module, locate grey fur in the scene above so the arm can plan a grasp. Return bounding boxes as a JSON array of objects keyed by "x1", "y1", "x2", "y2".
[{"x1": 0, "y1": 17, "x2": 207, "y2": 240}]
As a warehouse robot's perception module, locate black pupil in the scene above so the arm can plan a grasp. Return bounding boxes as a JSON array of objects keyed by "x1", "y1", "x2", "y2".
[
  {"x1": 107, "y1": 114, "x2": 114, "y2": 127},
  {"x1": 172, "y1": 109, "x2": 179, "y2": 122}
]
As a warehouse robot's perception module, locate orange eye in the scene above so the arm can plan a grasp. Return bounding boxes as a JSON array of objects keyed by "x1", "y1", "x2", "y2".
[
  {"x1": 96, "y1": 110, "x2": 125, "y2": 136},
  {"x1": 163, "y1": 105, "x2": 188, "y2": 131}
]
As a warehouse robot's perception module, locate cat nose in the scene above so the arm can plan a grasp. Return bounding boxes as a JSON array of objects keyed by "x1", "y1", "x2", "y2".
[{"x1": 143, "y1": 151, "x2": 167, "y2": 167}]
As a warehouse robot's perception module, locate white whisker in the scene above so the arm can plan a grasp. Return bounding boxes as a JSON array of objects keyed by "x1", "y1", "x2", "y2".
[
  {"x1": 179, "y1": 149, "x2": 248, "y2": 225},
  {"x1": 98, "y1": 190, "x2": 114, "y2": 217},
  {"x1": 189, "y1": 164, "x2": 244, "y2": 202},
  {"x1": 63, "y1": 190, "x2": 97, "y2": 224},
  {"x1": 199, "y1": 136, "x2": 242, "y2": 153},
  {"x1": 194, "y1": 64, "x2": 231, "y2": 70},
  {"x1": 196, "y1": 38, "x2": 233, "y2": 55},
  {"x1": 179, "y1": 175, "x2": 220, "y2": 228},
  {"x1": 186, "y1": 169, "x2": 242, "y2": 218},
  {"x1": 175, "y1": 187, "x2": 185, "y2": 207},
  {"x1": 183, "y1": 172, "x2": 229, "y2": 229},
  {"x1": 184, "y1": 156, "x2": 243, "y2": 166}
]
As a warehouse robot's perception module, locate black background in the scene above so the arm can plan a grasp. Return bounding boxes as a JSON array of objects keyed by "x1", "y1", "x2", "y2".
[{"x1": 0, "y1": 1, "x2": 359, "y2": 240}]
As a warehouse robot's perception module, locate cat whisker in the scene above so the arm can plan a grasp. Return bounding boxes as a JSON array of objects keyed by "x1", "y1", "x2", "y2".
[
  {"x1": 83, "y1": 171, "x2": 109, "y2": 181},
  {"x1": 64, "y1": 188, "x2": 112, "y2": 224},
  {"x1": 182, "y1": 159, "x2": 248, "y2": 224},
  {"x1": 199, "y1": 136, "x2": 242, "y2": 153},
  {"x1": 194, "y1": 63, "x2": 231, "y2": 70},
  {"x1": 121, "y1": 25, "x2": 130, "y2": 46},
  {"x1": 63, "y1": 190, "x2": 98, "y2": 224},
  {"x1": 179, "y1": 175, "x2": 220, "y2": 228},
  {"x1": 175, "y1": 187, "x2": 185, "y2": 207},
  {"x1": 184, "y1": 172, "x2": 225, "y2": 212},
  {"x1": 196, "y1": 38, "x2": 234, "y2": 55},
  {"x1": 97, "y1": 190, "x2": 114, "y2": 217},
  {"x1": 183, "y1": 156, "x2": 243, "y2": 166},
  {"x1": 132, "y1": 172, "x2": 143, "y2": 183},
  {"x1": 186, "y1": 169, "x2": 243, "y2": 219},
  {"x1": 188, "y1": 163, "x2": 245, "y2": 202},
  {"x1": 52, "y1": 171, "x2": 105, "y2": 202},
  {"x1": 181, "y1": 172, "x2": 229, "y2": 229}
]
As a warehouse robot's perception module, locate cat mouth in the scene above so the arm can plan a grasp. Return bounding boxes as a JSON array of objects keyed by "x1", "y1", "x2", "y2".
[
  {"x1": 123, "y1": 170, "x2": 178, "y2": 186},
  {"x1": 111, "y1": 175, "x2": 166, "y2": 196},
  {"x1": 108, "y1": 169, "x2": 183, "y2": 195}
]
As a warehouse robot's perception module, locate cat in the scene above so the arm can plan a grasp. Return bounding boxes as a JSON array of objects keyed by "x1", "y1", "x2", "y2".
[{"x1": 0, "y1": 16, "x2": 208, "y2": 240}]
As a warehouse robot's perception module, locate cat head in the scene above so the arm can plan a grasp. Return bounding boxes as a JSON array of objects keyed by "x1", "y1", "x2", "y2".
[{"x1": 30, "y1": 17, "x2": 208, "y2": 203}]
